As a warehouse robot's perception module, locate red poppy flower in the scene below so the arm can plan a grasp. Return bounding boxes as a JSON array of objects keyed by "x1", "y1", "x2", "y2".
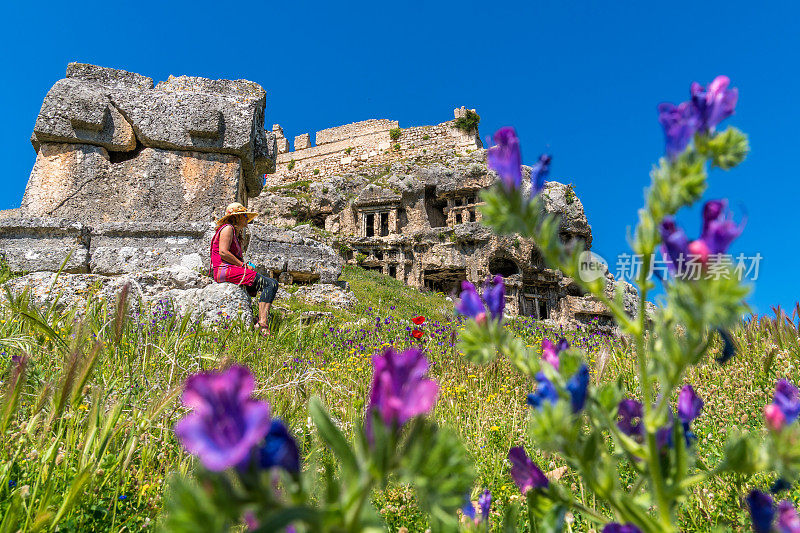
[
  {"x1": 412, "y1": 316, "x2": 426, "y2": 325},
  {"x1": 411, "y1": 329, "x2": 424, "y2": 339}
]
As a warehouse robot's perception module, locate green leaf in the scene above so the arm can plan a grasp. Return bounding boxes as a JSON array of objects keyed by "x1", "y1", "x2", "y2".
[{"x1": 308, "y1": 397, "x2": 359, "y2": 479}]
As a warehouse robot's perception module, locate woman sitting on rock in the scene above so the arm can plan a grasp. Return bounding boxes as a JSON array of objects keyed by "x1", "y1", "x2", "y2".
[{"x1": 210, "y1": 202, "x2": 278, "y2": 336}]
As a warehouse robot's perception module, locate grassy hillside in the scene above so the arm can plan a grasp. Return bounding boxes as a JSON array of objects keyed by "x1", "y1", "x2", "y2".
[{"x1": 0, "y1": 267, "x2": 797, "y2": 531}]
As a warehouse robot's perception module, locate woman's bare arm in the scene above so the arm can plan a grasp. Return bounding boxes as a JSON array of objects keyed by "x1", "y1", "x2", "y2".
[{"x1": 218, "y1": 225, "x2": 244, "y2": 267}]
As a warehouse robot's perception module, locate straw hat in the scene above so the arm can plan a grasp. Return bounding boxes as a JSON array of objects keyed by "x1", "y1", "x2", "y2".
[{"x1": 216, "y1": 202, "x2": 259, "y2": 227}]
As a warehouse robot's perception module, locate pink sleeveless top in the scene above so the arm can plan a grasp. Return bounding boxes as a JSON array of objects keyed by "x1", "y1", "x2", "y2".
[{"x1": 210, "y1": 224, "x2": 257, "y2": 286}]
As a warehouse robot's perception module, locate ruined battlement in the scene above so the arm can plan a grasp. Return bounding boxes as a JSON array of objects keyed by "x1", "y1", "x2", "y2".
[{"x1": 265, "y1": 107, "x2": 482, "y2": 186}]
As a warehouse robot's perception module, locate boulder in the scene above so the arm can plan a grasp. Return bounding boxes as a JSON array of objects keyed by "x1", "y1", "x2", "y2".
[
  {"x1": 2, "y1": 266, "x2": 252, "y2": 325},
  {"x1": 21, "y1": 143, "x2": 244, "y2": 225},
  {"x1": 0, "y1": 218, "x2": 90, "y2": 273},
  {"x1": 161, "y1": 282, "x2": 253, "y2": 325},
  {"x1": 246, "y1": 223, "x2": 342, "y2": 284}
]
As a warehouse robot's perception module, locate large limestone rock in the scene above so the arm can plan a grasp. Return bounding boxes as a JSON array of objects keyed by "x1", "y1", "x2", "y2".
[
  {"x1": 21, "y1": 143, "x2": 244, "y2": 225},
  {"x1": 33, "y1": 79, "x2": 136, "y2": 152},
  {"x1": 0, "y1": 218, "x2": 90, "y2": 273},
  {"x1": 27, "y1": 63, "x2": 276, "y2": 209},
  {"x1": 246, "y1": 223, "x2": 343, "y2": 284},
  {"x1": 3, "y1": 266, "x2": 253, "y2": 325}
]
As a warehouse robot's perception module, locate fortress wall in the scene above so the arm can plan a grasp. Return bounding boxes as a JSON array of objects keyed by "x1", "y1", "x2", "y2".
[{"x1": 265, "y1": 108, "x2": 481, "y2": 186}]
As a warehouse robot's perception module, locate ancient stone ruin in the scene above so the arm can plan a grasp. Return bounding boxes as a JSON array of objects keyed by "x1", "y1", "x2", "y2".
[
  {"x1": 252, "y1": 110, "x2": 640, "y2": 328},
  {"x1": 1, "y1": 63, "x2": 638, "y2": 329},
  {"x1": 0, "y1": 63, "x2": 348, "y2": 322}
]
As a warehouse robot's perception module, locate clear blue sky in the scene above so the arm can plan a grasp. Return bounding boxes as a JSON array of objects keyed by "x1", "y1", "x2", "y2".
[{"x1": 1, "y1": 1, "x2": 796, "y2": 315}]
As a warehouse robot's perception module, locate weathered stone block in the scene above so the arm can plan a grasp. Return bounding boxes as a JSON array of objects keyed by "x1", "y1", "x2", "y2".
[
  {"x1": 32, "y1": 79, "x2": 136, "y2": 153},
  {"x1": 294, "y1": 133, "x2": 311, "y2": 150},
  {"x1": 246, "y1": 223, "x2": 342, "y2": 284},
  {"x1": 112, "y1": 75, "x2": 273, "y2": 195},
  {"x1": 66, "y1": 62, "x2": 154, "y2": 90},
  {"x1": 32, "y1": 64, "x2": 275, "y2": 198},
  {"x1": 89, "y1": 222, "x2": 214, "y2": 275},
  {"x1": 0, "y1": 218, "x2": 90, "y2": 273},
  {"x1": 20, "y1": 143, "x2": 244, "y2": 225}
]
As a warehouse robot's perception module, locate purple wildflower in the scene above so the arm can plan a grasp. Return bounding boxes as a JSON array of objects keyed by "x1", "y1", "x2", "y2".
[
  {"x1": 367, "y1": 347, "x2": 438, "y2": 429},
  {"x1": 678, "y1": 384, "x2": 703, "y2": 446},
  {"x1": 698, "y1": 199, "x2": 745, "y2": 257},
  {"x1": 462, "y1": 494, "x2": 476, "y2": 520},
  {"x1": 507, "y1": 447, "x2": 548, "y2": 493},
  {"x1": 774, "y1": 379, "x2": 800, "y2": 425},
  {"x1": 659, "y1": 200, "x2": 743, "y2": 274},
  {"x1": 478, "y1": 489, "x2": 492, "y2": 520},
  {"x1": 527, "y1": 372, "x2": 559, "y2": 409},
  {"x1": 690, "y1": 75, "x2": 738, "y2": 133},
  {"x1": 258, "y1": 418, "x2": 300, "y2": 474},
  {"x1": 747, "y1": 490, "x2": 776, "y2": 533},
  {"x1": 777, "y1": 500, "x2": 800, "y2": 533},
  {"x1": 678, "y1": 385, "x2": 703, "y2": 423},
  {"x1": 455, "y1": 277, "x2": 506, "y2": 323},
  {"x1": 456, "y1": 281, "x2": 485, "y2": 320},
  {"x1": 487, "y1": 127, "x2": 522, "y2": 189},
  {"x1": 530, "y1": 154, "x2": 552, "y2": 194},
  {"x1": 541, "y1": 338, "x2": 568, "y2": 369},
  {"x1": 566, "y1": 364, "x2": 590, "y2": 413},
  {"x1": 174, "y1": 366, "x2": 270, "y2": 472},
  {"x1": 657, "y1": 101, "x2": 699, "y2": 158},
  {"x1": 603, "y1": 524, "x2": 643, "y2": 533},
  {"x1": 659, "y1": 216, "x2": 690, "y2": 274},
  {"x1": 483, "y1": 275, "x2": 505, "y2": 320},
  {"x1": 617, "y1": 399, "x2": 644, "y2": 439}
]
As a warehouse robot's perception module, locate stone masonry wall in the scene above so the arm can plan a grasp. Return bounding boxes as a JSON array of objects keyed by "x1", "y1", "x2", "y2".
[{"x1": 264, "y1": 107, "x2": 481, "y2": 186}]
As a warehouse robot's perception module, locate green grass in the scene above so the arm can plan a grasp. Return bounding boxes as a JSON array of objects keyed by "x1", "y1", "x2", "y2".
[{"x1": 0, "y1": 268, "x2": 798, "y2": 531}]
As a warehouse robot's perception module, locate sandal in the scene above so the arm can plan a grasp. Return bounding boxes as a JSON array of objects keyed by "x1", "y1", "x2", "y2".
[{"x1": 257, "y1": 323, "x2": 271, "y2": 337}]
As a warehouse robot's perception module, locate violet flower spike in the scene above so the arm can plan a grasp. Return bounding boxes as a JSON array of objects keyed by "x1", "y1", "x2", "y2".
[
  {"x1": 659, "y1": 216, "x2": 690, "y2": 274},
  {"x1": 258, "y1": 418, "x2": 300, "y2": 474},
  {"x1": 777, "y1": 500, "x2": 800, "y2": 533},
  {"x1": 657, "y1": 101, "x2": 699, "y2": 158},
  {"x1": 487, "y1": 127, "x2": 522, "y2": 190},
  {"x1": 461, "y1": 494, "x2": 476, "y2": 520},
  {"x1": 747, "y1": 490, "x2": 776, "y2": 533},
  {"x1": 367, "y1": 347, "x2": 439, "y2": 430},
  {"x1": 527, "y1": 372, "x2": 559, "y2": 409},
  {"x1": 541, "y1": 337, "x2": 568, "y2": 370},
  {"x1": 677, "y1": 385, "x2": 703, "y2": 424},
  {"x1": 174, "y1": 365, "x2": 271, "y2": 472},
  {"x1": 507, "y1": 446, "x2": 549, "y2": 493},
  {"x1": 530, "y1": 154, "x2": 551, "y2": 195},
  {"x1": 456, "y1": 281, "x2": 485, "y2": 320},
  {"x1": 566, "y1": 364, "x2": 590, "y2": 413},
  {"x1": 478, "y1": 489, "x2": 492, "y2": 521},
  {"x1": 697, "y1": 199, "x2": 745, "y2": 256},
  {"x1": 774, "y1": 379, "x2": 800, "y2": 425},
  {"x1": 482, "y1": 275, "x2": 505, "y2": 321},
  {"x1": 690, "y1": 75, "x2": 738, "y2": 133},
  {"x1": 617, "y1": 399, "x2": 644, "y2": 438}
]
